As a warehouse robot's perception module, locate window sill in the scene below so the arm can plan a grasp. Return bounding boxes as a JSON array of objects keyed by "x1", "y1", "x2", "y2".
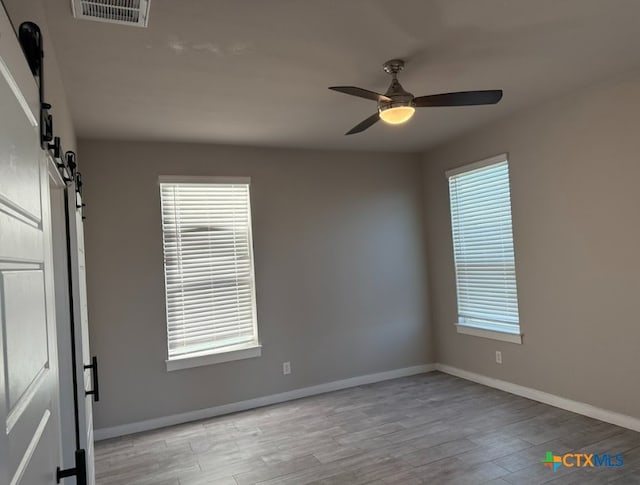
[
  {"x1": 166, "y1": 343, "x2": 262, "y2": 371},
  {"x1": 455, "y1": 324, "x2": 523, "y2": 344}
]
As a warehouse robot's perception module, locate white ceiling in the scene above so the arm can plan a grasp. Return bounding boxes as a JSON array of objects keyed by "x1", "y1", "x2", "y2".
[{"x1": 41, "y1": 0, "x2": 640, "y2": 152}]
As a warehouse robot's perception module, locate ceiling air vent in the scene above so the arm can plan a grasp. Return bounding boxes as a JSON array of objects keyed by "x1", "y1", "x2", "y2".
[{"x1": 71, "y1": 0, "x2": 151, "y2": 27}]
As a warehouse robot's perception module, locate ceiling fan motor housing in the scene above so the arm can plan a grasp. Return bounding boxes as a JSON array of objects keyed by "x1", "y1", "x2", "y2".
[
  {"x1": 380, "y1": 81, "x2": 414, "y2": 110},
  {"x1": 380, "y1": 60, "x2": 415, "y2": 111}
]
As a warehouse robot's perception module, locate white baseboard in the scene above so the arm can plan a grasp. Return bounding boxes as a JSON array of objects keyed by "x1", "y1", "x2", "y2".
[
  {"x1": 94, "y1": 363, "x2": 436, "y2": 441},
  {"x1": 95, "y1": 362, "x2": 640, "y2": 441},
  {"x1": 435, "y1": 363, "x2": 640, "y2": 433}
]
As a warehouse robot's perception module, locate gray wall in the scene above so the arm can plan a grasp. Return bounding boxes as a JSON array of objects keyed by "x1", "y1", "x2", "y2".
[
  {"x1": 80, "y1": 140, "x2": 432, "y2": 430},
  {"x1": 423, "y1": 69, "x2": 640, "y2": 419}
]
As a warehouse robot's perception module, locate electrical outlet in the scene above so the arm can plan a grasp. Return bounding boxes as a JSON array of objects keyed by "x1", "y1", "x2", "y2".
[
  {"x1": 495, "y1": 351, "x2": 502, "y2": 364},
  {"x1": 283, "y1": 361, "x2": 291, "y2": 375}
]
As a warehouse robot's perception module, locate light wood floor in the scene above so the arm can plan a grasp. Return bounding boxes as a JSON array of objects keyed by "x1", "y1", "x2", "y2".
[{"x1": 95, "y1": 372, "x2": 640, "y2": 484}]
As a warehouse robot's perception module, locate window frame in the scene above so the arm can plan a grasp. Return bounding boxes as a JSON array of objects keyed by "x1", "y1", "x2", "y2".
[
  {"x1": 158, "y1": 175, "x2": 261, "y2": 371},
  {"x1": 445, "y1": 154, "x2": 523, "y2": 344}
]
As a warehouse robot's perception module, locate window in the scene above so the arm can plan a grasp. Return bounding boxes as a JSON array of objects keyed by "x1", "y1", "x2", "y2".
[
  {"x1": 446, "y1": 154, "x2": 522, "y2": 344},
  {"x1": 159, "y1": 177, "x2": 260, "y2": 370}
]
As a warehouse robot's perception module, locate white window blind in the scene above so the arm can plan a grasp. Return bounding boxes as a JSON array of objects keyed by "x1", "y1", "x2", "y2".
[
  {"x1": 447, "y1": 156, "x2": 520, "y2": 334},
  {"x1": 159, "y1": 178, "x2": 259, "y2": 360}
]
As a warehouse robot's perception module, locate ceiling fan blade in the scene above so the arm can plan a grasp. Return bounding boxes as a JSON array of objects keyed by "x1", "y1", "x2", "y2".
[
  {"x1": 329, "y1": 86, "x2": 391, "y2": 103},
  {"x1": 346, "y1": 112, "x2": 380, "y2": 135},
  {"x1": 414, "y1": 90, "x2": 503, "y2": 107}
]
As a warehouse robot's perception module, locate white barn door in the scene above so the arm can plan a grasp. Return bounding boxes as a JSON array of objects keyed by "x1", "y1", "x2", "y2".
[
  {"x1": 0, "y1": 5, "x2": 63, "y2": 484},
  {"x1": 70, "y1": 191, "x2": 96, "y2": 485}
]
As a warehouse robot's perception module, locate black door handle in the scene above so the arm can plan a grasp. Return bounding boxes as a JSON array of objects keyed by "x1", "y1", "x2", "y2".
[
  {"x1": 57, "y1": 448, "x2": 87, "y2": 484},
  {"x1": 84, "y1": 356, "x2": 99, "y2": 402}
]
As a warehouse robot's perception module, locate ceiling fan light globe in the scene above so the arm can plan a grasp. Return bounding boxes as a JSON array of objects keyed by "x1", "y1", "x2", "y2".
[{"x1": 379, "y1": 106, "x2": 415, "y2": 125}]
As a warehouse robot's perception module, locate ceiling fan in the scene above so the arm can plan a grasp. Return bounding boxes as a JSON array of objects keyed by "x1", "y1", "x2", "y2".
[{"x1": 329, "y1": 59, "x2": 503, "y2": 135}]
